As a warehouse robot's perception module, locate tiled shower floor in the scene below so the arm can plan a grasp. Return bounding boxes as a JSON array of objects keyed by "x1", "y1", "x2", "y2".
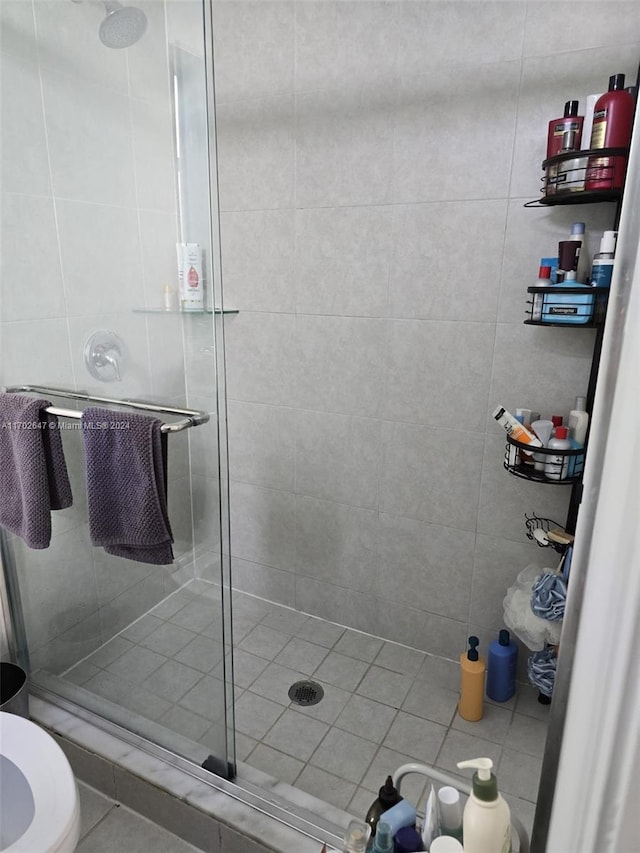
[{"x1": 65, "y1": 579, "x2": 547, "y2": 841}]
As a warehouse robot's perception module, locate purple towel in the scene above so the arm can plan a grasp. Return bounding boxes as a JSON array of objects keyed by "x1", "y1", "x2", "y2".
[
  {"x1": 0, "y1": 393, "x2": 73, "y2": 549},
  {"x1": 82, "y1": 407, "x2": 174, "y2": 565}
]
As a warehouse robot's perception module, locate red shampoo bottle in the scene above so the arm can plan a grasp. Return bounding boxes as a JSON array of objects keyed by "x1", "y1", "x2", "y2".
[
  {"x1": 547, "y1": 100, "x2": 583, "y2": 159},
  {"x1": 585, "y1": 74, "x2": 634, "y2": 191}
]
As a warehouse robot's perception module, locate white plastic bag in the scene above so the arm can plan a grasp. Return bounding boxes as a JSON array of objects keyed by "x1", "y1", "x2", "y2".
[{"x1": 503, "y1": 564, "x2": 563, "y2": 651}]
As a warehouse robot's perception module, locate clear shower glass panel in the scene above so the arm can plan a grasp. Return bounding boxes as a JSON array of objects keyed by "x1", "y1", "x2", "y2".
[{"x1": 0, "y1": 0, "x2": 234, "y2": 777}]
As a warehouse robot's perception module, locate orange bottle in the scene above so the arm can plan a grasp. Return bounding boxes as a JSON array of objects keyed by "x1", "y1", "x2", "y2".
[{"x1": 459, "y1": 636, "x2": 485, "y2": 722}]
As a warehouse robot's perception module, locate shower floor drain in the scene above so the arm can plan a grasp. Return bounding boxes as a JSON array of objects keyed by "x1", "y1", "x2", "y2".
[{"x1": 288, "y1": 680, "x2": 324, "y2": 706}]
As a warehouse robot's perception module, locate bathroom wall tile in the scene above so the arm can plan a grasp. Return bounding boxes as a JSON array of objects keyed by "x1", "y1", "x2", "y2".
[
  {"x1": 497, "y1": 199, "x2": 615, "y2": 324},
  {"x1": 126, "y1": 1, "x2": 172, "y2": 103},
  {"x1": 67, "y1": 313, "x2": 152, "y2": 398},
  {"x1": 510, "y1": 45, "x2": 640, "y2": 198},
  {"x1": 41, "y1": 68, "x2": 136, "y2": 207},
  {"x1": 93, "y1": 551, "x2": 156, "y2": 609},
  {"x1": 0, "y1": 53, "x2": 51, "y2": 195},
  {"x1": 11, "y1": 525, "x2": 98, "y2": 650},
  {"x1": 498, "y1": 747, "x2": 543, "y2": 802},
  {"x1": 380, "y1": 421, "x2": 484, "y2": 531},
  {"x1": 216, "y1": 96, "x2": 295, "y2": 211},
  {"x1": 414, "y1": 611, "x2": 468, "y2": 660},
  {"x1": 76, "y1": 801, "x2": 203, "y2": 853},
  {"x1": 523, "y1": 2, "x2": 640, "y2": 57},
  {"x1": 263, "y1": 708, "x2": 329, "y2": 761},
  {"x1": 30, "y1": 609, "x2": 103, "y2": 674},
  {"x1": 309, "y1": 726, "x2": 378, "y2": 785},
  {"x1": 469, "y1": 534, "x2": 543, "y2": 633},
  {"x1": 295, "y1": 496, "x2": 379, "y2": 593},
  {"x1": 247, "y1": 743, "x2": 304, "y2": 787},
  {"x1": 228, "y1": 401, "x2": 295, "y2": 491},
  {"x1": 295, "y1": 411, "x2": 382, "y2": 509},
  {"x1": 294, "y1": 205, "x2": 392, "y2": 318},
  {"x1": 477, "y1": 435, "x2": 571, "y2": 543},
  {"x1": 295, "y1": 83, "x2": 395, "y2": 208},
  {"x1": 295, "y1": 315, "x2": 385, "y2": 418},
  {"x1": 98, "y1": 572, "x2": 168, "y2": 639},
  {"x1": 191, "y1": 474, "x2": 222, "y2": 552},
  {"x1": 0, "y1": 1, "x2": 36, "y2": 61},
  {"x1": 78, "y1": 782, "x2": 115, "y2": 839},
  {"x1": 383, "y1": 711, "x2": 448, "y2": 764},
  {"x1": 220, "y1": 209, "x2": 295, "y2": 312},
  {"x1": 388, "y1": 200, "x2": 507, "y2": 322},
  {"x1": 225, "y1": 312, "x2": 296, "y2": 406},
  {"x1": 146, "y1": 313, "x2": 187, "y2": 402},
  {"x1": 376, "y1": 514, "x2": 475, "y2": 621},
  {"x1": 212, "y1": 1, "x2": 294, "y2": 103},
  {"x1": 230, "y1": 557, "x2": 295, "y2": 608},
  {"x1": 56, "y1": 200, "x2": 144, "y2": 316},
  {"x1": 53, "y1": 734, "x2": 116, "y2": 799},
  {"x1": 33, "y1": 0, "x2": 129, "y2": 93},
  {"x1": 504, "y1": 713, "x2": 549, "y2": 759},
  {"x1": 383, "y1": 319, "x2": 494, "y2": 427},
  {"x1": 393, "y1": 61, "x2": 520, "y2": 203},
  {"x1": 295, "y1": 765, "x2": 356, "y2": 811},
  {"x1": 138, "y1": 209, "x2": 179, "y2": 310},
  {"x1": 395, "y1": 1, "x2": 526, "y2": 74},
  {"x1": 131, "y1": 96, "x2": 177, "y2": 213},
  {"x1": 1, "y1": 193, "x2": 65, "y2": 321},
  {"x1": 295, "y1": 1, "x2": 397, "y2": 92},
  {"x1": 335, "y1": 694, "x2": 397, "y2": 744},
  {"x1": 230, "y1": 481, "x2": 295, "y2": 571},
  {"x1": 488, "y1": 323, "x2": 596, "y2": 434},
  {"x1": 333, "y1": 630, "x2": 383, "y2": 664}
]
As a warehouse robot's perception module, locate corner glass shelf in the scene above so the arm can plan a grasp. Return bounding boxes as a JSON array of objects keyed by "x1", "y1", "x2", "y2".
[{"x1": 134, "y1": 307, "x2": 239, "y2": 315}]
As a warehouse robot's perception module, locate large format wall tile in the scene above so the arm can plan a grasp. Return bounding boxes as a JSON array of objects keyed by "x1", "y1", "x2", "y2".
[
  {"x1": 523, "y1": 2, "x2": 640, "y2": 57},
  {"x1": 1, "y1": 193, "x2": 65, "y2": 322},
  {"x1": 380, "y1": 421, "x2": 484, "y2": 531},
  {"x1": 1, "y1": 53, "x2": 51, "y2": 195},
  {"x1": 295, "y1": 315, "x2": 385, "y2": 418},
  {"x1": 384, "y1": 319, "x2": 494, "y2": 427},
  {"x1": 295, "y1": 206, "x2": 392, "y2": 318},
  {"x1": 230, "y1": 481, "x2": 296, "y2": 571},
  {"x1": 389, "y1": 200, "x2": 507, "y2": 322},
  {"x1": 1, "y1": 319, "x2": 72, "y2": 387},
  {"x1": 295, "y1": 410, "x2": 382, "y2": 509},
  {"x1": 393, "y1": 61, "x2": 520, "y2": 203},
  {"x1": 0, "y1": 0, "x2": 37, "y2": 62},
  {"x1": 228, "y1": 400, "x2": 295, "y2": 492},
  {"x1": 225, "y1": 312, "x2": 296, "y2": 406},
  {"x1": 41, "y1": 68, "x2": 136, "y2": 207},
  {"x1": 213, "y1": 1, "x2": 294, "y2": 103}
]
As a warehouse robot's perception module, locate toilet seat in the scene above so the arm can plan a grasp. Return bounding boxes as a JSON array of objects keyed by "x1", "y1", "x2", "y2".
[{"x1": 0, "y1": 712, "x2": 80, "y2": 853}]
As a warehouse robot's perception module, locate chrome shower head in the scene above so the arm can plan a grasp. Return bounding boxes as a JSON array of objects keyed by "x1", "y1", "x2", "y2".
[{"x1": 99, "y1": 1, "x2": 147, "y2": 49}]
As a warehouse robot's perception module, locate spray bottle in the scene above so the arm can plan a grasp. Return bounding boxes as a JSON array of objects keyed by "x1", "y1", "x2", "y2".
[{"x1": 457, "y1": 758, "x2": 511, "y2": 853}]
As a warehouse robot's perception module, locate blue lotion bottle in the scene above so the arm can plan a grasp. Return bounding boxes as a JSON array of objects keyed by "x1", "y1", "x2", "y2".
[{"x1": 486, "y1": 629, "x2": 518, "y2": 702}]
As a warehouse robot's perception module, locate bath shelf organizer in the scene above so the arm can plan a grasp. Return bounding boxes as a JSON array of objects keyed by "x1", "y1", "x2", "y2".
[
  {"x1": 3, "y1": 385, "x2": 209, "y2": 434},
  {"x1": 524, "y1": 285, "x2": 609, "y2": 328},
  {"x1": 523, "y1": 146, "x2": 628, "y2": 206},
  {"x1": 503, "y1": 435, "x2": 584, "y2": 485},
  {"x1": 392, "y1": 762, "x2": 530, "y2": 853}
]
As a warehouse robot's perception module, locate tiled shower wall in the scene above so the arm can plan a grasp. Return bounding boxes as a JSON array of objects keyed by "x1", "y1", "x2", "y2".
[
  {"x1": 0, "y1": 0, "x2": 194, "y2": 669},
  {"x1": 212, "y1": 1, "x2": 640, "y2": 658}
]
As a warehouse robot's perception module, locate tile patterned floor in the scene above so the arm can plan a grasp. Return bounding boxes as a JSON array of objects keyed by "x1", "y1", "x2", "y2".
[
  {"x1": 67, "y1": 579, "x2": 548, "y2": 842},
  {"x1": 77, "y1": 782, "x2": 203, "y2": 852}
]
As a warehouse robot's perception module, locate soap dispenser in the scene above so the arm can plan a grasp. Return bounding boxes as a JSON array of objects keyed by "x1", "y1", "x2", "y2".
[
  {"x1": 457, "y1": 758, "x2": 511, "y2": 853},
  {"x1": 459, "y1": 636, "x2": 485, "y2": 721}
]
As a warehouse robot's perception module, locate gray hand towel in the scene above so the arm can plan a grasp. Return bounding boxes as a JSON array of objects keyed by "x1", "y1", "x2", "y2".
[
  {"x1": 0, "y1": 393, "x2": 73, "y2": 549},
  {"x1": 82, "y1": 407, "x2": 174, "y2": 565}
]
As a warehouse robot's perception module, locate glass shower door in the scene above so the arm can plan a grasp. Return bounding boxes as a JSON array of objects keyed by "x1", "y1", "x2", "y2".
[{"x1": 0, "y1": 0, "x2": 234, "y2": 778}]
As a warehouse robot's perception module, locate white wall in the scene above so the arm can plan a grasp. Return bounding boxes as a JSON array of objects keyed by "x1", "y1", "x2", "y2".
[{"x1": 211, "y1": 0, "x2": 640, "y2": 659}]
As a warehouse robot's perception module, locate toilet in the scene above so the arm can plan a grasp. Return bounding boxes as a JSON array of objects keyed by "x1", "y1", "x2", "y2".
[{"x1": 0, "y1": 711, "x2": 81, "y2": 852}]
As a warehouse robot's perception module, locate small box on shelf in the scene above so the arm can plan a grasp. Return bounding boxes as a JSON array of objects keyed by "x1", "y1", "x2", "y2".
[{"x1": 525, "y1": 285, "x2": 609, "y2": 327}]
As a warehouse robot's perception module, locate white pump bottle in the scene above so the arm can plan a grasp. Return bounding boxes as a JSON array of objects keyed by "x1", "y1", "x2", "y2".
[{"x1": 457, "y1": 758, "x2": 511, "y2": 853}]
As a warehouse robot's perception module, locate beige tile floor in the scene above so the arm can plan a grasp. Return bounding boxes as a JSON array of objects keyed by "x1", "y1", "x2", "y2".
[
  {"x1": 77, "y1": 783, "x2": 203, "y2": 852},
  {"x1": 67, "y1": 579, "x2": 548, "y2": 843}
]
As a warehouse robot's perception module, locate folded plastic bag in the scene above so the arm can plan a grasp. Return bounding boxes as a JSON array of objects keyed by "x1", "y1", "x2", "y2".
[{"x1": 503, "y1": 564, "x2": 562, "y2": 651}]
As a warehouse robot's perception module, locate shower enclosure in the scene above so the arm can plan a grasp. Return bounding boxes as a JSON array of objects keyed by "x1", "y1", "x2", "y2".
[
  {"x1": 3, "y1": 1, "x2": 640, "y2": 850},
  {"x1": 0, "y1": 0, "x2": 236, "y2": 778}
]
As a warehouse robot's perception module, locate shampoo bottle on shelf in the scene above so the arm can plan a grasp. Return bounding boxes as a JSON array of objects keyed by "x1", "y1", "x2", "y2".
[
  {"x1": 567, "y1": 396, "x2": 589, "y2": 477},
  {"x1": 585, "y1": 74, "x2": 634, "y2": 191},
  {"x1": 546, "y1": 99, "x2": 583, "y2": 159},
  {"x1": 545, "y1": 426, "x2": 571, "y2": 480},
  {"x1": 590, "y1": 231, "x2": 618, "y2": 287},
  {"x1": 457, "y1": 758, "x2": 511, "y2": 853},
  {"x1": 459, "y1": 636, "x2": 485, "y2": 722},
  {"x1": 486, "y1": 630, "x2": 518, "y2": 703}
]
